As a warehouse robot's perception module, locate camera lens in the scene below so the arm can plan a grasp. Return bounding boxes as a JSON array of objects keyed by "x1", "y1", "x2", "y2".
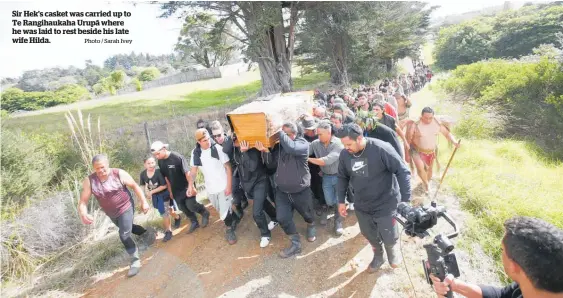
[{"x1": 435, "y1": 234, "x2": 454, "y2": 253}]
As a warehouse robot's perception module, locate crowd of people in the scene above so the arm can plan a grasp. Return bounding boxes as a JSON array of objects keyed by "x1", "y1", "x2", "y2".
[{"x1": 75, "y1": 69, "x2": 563, "y2": 298}]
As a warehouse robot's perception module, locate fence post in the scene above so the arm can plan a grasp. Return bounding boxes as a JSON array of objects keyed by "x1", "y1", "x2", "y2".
[{"x1": 144, "y1": 122, "x2": 151, "y2": 150}]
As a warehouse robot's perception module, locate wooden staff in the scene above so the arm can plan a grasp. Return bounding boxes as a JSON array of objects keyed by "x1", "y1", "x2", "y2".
[{"x1": 433, "y1": 139, "x2": 461, "y2": 200}]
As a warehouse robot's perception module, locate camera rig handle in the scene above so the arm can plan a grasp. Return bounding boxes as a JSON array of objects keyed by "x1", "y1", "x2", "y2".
[{"x1": 394, "y1": 202, "x2": 461, "y2": 298}]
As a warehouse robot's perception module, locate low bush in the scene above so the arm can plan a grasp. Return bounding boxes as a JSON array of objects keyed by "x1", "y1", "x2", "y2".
[
  {"x1": 0, "y1": 130, "x2": 58, "y2": 219},
  {"x1": 1, "y1": 84, "x2": 91, "y2": 113},
  {"x1": 437, "y1": 56, "x2": 563, "y2": 158}
]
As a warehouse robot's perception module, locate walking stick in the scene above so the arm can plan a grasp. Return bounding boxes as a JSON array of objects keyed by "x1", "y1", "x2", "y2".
[{"x1": 432, "y1": 139, "x2": 461, "y2": 200}]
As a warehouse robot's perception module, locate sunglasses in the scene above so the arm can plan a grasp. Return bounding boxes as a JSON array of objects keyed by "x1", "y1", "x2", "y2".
[
  {"x1": 151, "y1": 147, "x2": 164, "y2": 153},
  {"x1": 213, "y1": 134, "x2": 223, "y2": 139}
]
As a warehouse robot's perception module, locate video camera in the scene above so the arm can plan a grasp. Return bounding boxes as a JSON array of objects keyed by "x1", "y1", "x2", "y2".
[{"x1": 395, "y1": 201, "x2": 461, "y2": 298}]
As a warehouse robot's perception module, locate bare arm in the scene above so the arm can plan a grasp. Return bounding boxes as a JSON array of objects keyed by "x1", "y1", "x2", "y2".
[
  {"x1": 440, "y1": 125, "x2": 458, "y2": 144},
  {"x1": 188, "y1": 167, "x2": 198, "y2": 189},
  {"x1": 224, "y1": 162, "x2": 232, "y2": 195},
  {"x1": 150, "y1": 185, "x2": 168, "y2": 196},
  {"x1": 165, "y1": 177, "x2": 174, "y2": 198},
  {"x1": 430, "y1": 275, "x2": 483, "y2": 298},
  {"x1": 78, "y1": 178, "x2": 93, "y2": 224},
  {"x1": 395, "y1": 125, "x2": 409, "y2": 147},
  {"x1": 120, "y1": 169, "x2": 148, "y2": 206},
  {"x1": 308, "y1": 157, "x2": 326, "y2": 166}
]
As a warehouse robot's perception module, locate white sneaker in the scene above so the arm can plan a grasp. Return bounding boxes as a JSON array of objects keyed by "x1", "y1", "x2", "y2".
[
  {"x1": 268, "y1": 221, "x2": 278, "y2": 231},
  {"x1": 260, "y1": 237, "x2": 271, "y2": 248},
  {"x1": 349, "y1": 203, "x2": 355, "y2": 211}
]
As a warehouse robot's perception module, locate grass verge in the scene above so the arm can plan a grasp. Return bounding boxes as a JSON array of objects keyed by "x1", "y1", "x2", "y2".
[
  {"x1": 5, "y1": 72, "x2": 329, "y2": 133},
  {"x1": 431, "y1": 89, "x2": 563, "y2": 283}
]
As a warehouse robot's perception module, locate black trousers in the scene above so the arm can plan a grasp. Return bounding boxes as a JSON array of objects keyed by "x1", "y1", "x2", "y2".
[
  {"x1": 232, "y1": 173, "x2": 247, "y2": 206},
  {"x1": 110, "y1": 206, "x2": 139, "y2": 255},
  {"x1": 174, "y1": 190, "x2": 207, "y2": 223},
  {"x1": 355, "y1": 210, "x2": 399, "y2": 256},
  {"x1": 275, "y1": 187, "x2": 314, "y2": 235},
  {"x1": 224, "y1": 209, "x2": 240, "y2": 227},
  {"x1": 245, "y1": 178, "x2": 277, "y2": 237},
  {"x1": 309, "y1": 163, "x2": 326, "y2": 206}
]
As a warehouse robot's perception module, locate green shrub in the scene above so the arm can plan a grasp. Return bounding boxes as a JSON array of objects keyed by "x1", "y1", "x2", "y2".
[
  {"x1": 131, "y1": 77, "x2": 143, "y2": 91},
  {"x1": 453, "y1": 106, "x2": 499, "y2": 140},
  {"x1": 0, "y1": 130, "x2": 58, "y2": 219},
  {"x1": 438, "y1": 56, "x2": 563, "y2": 158},
  {"x1": 0, "y1": 84, "x2": 90, "y2": 112},
  {"x1": 434, "y1": 4, "x2": 563, "y2": 69},
  {"x1": 138, "y1": 67, "x2": 161, "y2": 82}
]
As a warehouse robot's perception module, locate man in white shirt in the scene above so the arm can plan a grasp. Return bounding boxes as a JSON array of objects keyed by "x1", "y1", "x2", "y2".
[{"x1": 188, "y1": 128, "x2": 239, "y2": 245}]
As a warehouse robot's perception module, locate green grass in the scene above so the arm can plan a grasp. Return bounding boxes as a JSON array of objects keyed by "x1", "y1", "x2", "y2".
[
  {"x1": 435, "y1": 104, "x2": 563, "y2": 283},
  {"x1": 5, "y1": 72, "x2": 328, "y2": 133}
]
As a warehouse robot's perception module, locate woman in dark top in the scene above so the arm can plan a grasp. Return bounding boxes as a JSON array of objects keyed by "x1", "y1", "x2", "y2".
[{"x1": 140, "y1": 156, "x2": 177, "y2": 242}]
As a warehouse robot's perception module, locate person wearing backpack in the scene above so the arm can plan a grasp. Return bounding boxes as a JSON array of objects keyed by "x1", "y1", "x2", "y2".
[{"x1": 188, "y1": 128, "x2": 241, "y2": 245}]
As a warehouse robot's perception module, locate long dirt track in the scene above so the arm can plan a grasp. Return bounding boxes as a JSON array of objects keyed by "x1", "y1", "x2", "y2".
[{"x1": 82, "y1": 85, "x2": 501, "y2": 298}]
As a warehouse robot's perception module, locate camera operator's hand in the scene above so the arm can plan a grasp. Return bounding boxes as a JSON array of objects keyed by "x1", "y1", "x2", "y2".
[{"x1": 430, "y1": 274, "x2": 456, "y2": 297}]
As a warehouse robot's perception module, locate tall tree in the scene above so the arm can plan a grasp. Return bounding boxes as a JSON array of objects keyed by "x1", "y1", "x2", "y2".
[
  {"x1": 298, "y1": 1, "x2": 434, "y2": 86},
  {"x1": 160, "y1": 1, "x2": 305, "y2": 96},
  {"x1": 175, "y1": 13, "x2": 238, "y2": 68}
]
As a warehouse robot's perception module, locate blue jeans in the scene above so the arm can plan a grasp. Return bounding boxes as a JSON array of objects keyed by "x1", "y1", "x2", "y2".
[{"x1": 322, "y1": 174, "x2": 338, "y2": 206}]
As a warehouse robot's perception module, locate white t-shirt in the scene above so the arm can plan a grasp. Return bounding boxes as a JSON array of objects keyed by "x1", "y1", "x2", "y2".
[{"x1": 190, "y1": 145, "x2": 230, "y2": 195}]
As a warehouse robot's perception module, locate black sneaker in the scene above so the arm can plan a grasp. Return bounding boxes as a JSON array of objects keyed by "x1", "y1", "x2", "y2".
[
  {"x1": 279, "y1": 234, "x2": 302, "y2": 258},
  {"x1": 241, "y1": 199, "x2": 249, "y2": 210},
  {"x1": 368, "y1": 252, "x2": 385, "y2": 273},
  {"x1": 201, "y1": 210, "x2": 210, "y2": 228},
  {"x1": 141, "y1": 227, "x2": 156, "y2": 246},
  {"x1": 173, "y1": 216, "x2": 181, "y2": 229},
  {"x1": 186, "y1": 221, "x2": 200, "y2": 234},
  {"x1": 163, "y1": 231, "x2": 173, "y2": 242},
  {"x1": 226, "y1": 228, "x2": 237, "y2": 245}
]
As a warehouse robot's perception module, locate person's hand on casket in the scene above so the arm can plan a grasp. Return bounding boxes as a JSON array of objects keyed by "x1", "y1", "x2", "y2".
[{"x1": 255, "y1": 141, "x2": 269, "y2": 153}]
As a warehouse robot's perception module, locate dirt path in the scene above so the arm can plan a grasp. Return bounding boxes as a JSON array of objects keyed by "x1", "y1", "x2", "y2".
[{"x1": 82, "y1": 86, "x2": 500, "y2": 298}]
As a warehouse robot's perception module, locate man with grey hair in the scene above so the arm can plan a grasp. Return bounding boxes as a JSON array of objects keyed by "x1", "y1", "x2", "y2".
[
  {"x1": 260, "y1": 121, "x2": 316, "y2": 258},
  {"x1": 308, "y1": 121, "x2": 345, "y2": 235},
  {"x1": 79, "y1": 154, "x2": 154, "y2": 277}
]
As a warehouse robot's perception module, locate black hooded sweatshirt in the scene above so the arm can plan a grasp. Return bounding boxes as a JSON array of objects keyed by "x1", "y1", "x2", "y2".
[{"x1": 264, "y1": 131, "x2": 310, "y2": 194}]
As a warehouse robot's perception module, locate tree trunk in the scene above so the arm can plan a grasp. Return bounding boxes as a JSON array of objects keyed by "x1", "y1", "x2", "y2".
[
  {"x1": 242, "y1": 2, "x2": 293, "y2": 97},
  {"x1": 385, "y1": 59, "x2": 393, "y2": 72}
]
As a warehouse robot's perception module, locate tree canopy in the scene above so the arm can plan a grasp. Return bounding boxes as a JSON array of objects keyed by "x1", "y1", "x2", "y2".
[
  {"x1": 434, "y1": 3, "x2": 563, "y2": 70},
  {"x1": 175, "y1": 13, "x2": 239, "y2": 68}
]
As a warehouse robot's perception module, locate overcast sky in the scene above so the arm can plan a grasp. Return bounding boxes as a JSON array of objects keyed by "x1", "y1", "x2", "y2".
[{"x1": 0, "y1": 0, "x2": 513, "y2": 79}]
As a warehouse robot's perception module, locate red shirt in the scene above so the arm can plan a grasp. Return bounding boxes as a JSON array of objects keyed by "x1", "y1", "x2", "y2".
[
  {"x1": 89, "y1": 168, "x2": 132, "y2": 218},
  {"x1": 384, "y1": 103, "x2": 398, "y2": 119}
]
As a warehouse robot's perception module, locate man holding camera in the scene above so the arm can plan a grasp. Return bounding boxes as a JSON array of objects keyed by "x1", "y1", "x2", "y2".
[
  {"x1": 336, "y1": 124, "x2": 412, "y2": 272},
  {"x1": 431, "y1": 216, "x2": 563, "y2": 298}
]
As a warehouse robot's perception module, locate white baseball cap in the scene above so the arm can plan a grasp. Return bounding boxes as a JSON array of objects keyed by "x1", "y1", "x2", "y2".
[{"x1": 150, "y1": 141, "x2": 168, "y2": 152}]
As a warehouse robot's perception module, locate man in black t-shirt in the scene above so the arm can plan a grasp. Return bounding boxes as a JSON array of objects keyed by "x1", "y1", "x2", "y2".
[
  {"x1": 151, "y1": 141, "x2": 210, "y2": 234},
  {"x1": 431, "y1": 216, "x2": 563, "y2": 298}
]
